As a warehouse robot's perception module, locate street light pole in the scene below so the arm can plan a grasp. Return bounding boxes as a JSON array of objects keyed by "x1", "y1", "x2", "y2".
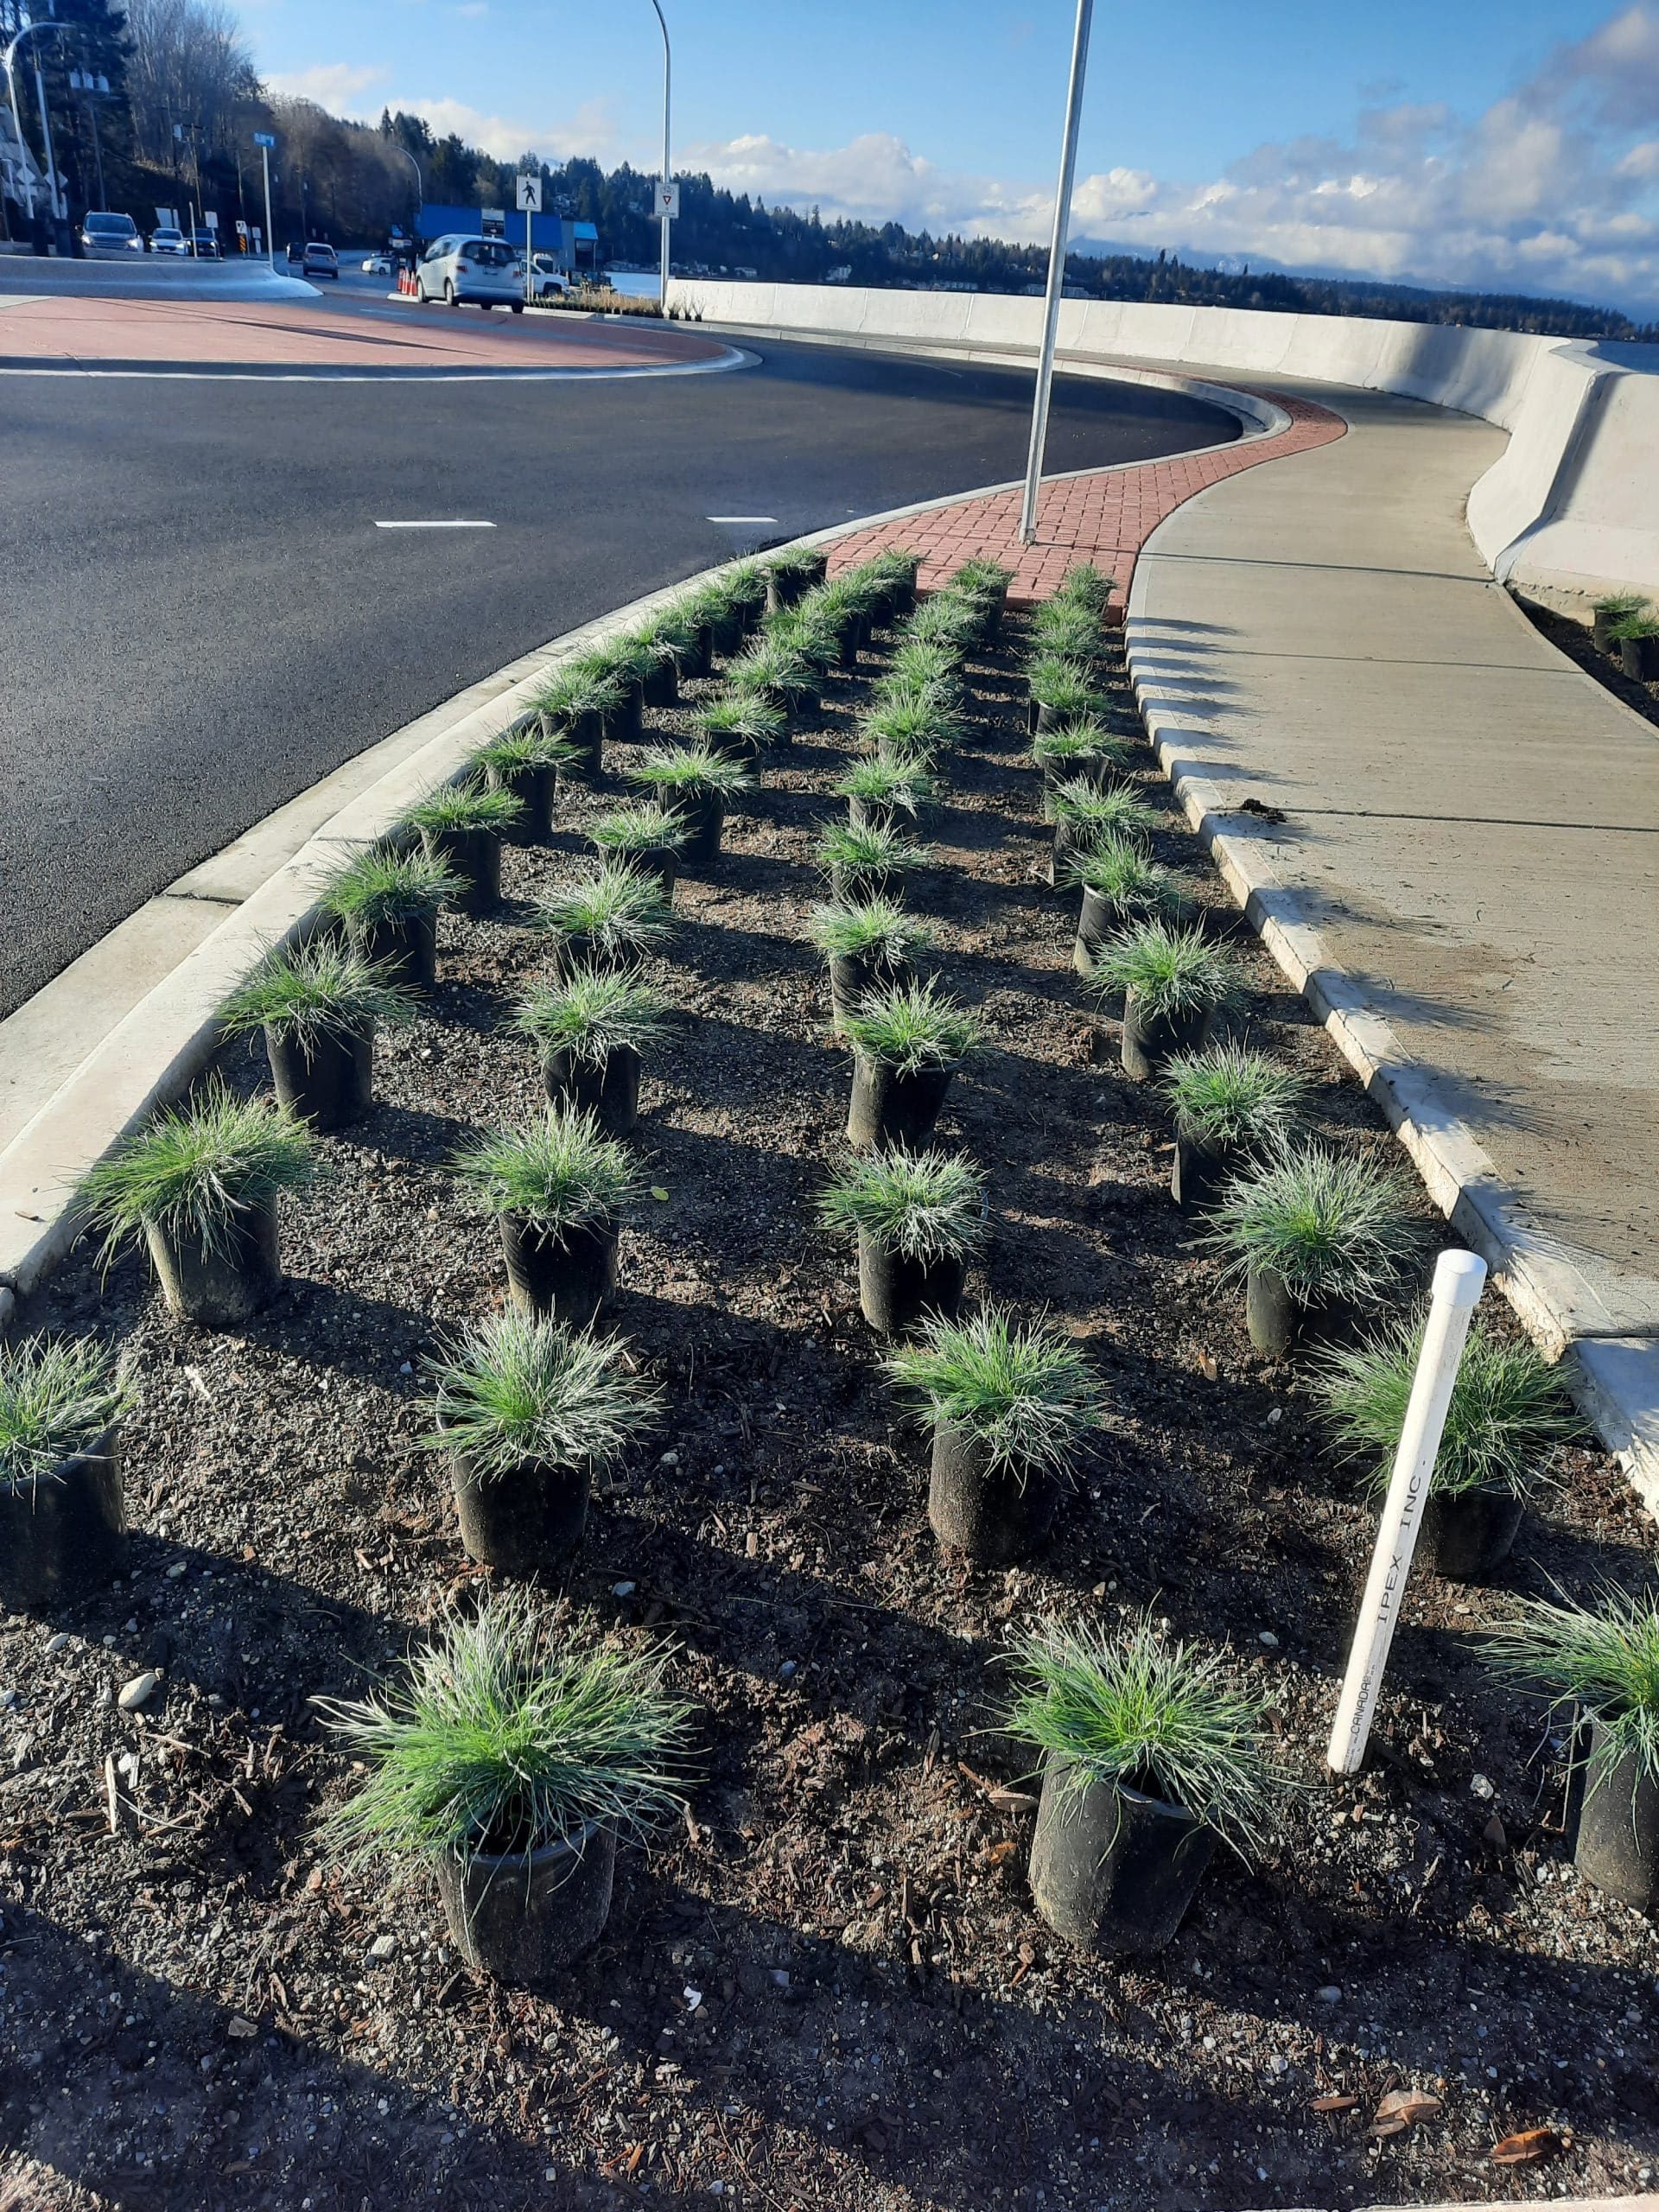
[
  {"x1": 391, "y1": 140, "x2": 421, "y2": 234},
  {"x1": 648, "y1": 0, "x2": 670, "y2": 304},
  {"x1": 3, "y1": 18, "x2": 68, "y2": 227},
  {"x1": 1018, "y1": 0, "x2": 1093, "y2": 546}
]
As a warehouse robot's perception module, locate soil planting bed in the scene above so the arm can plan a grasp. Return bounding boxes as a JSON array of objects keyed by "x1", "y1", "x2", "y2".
[{"x1": 3, "y1": 607, "x2": 1656, "y2": 2211}]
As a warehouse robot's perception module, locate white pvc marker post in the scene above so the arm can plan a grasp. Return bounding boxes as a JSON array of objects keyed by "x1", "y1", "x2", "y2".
[{"x1": 1326, "y1": 1248, "x2": 1488, "y2": 1777}]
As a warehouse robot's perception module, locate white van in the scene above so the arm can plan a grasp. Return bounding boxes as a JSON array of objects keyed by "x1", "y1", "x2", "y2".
[{"x1": 415, "y1": 235, "x2": 525, "y2": 311}]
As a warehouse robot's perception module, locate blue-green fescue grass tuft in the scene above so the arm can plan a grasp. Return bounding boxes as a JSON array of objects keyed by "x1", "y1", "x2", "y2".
[
  {"x1": 766, "y1": 543, "x2": 825, "y2": 582},
  {"x1": 817, "y1": 818, "x2": 930, "y2": 882},
  {"x1": 818, "y1": 1145, "x2": 988, "y2": 1264},
  {"x1": 1483, "y1": 1585, "x2": 1659, "y2": 1786},
  {"x1": 1610, "y1": 606, "x2": 1659, "y2": 641},
  {"x1": 806, "y1": 898, "x2": 931, "y2": 969},
  {"x1": 836, "y1": 755, "x2": 933, "y2": 814},
  {"x1": 75, "y1": 1079, "x2": 317, "y2": 1264},
  {"x1": 318, "y1": 848, "x2": 460, "y2": 930},
  {"x1": 404, "y1": 783, "x2": 524, "y2": 835},
  {"x1": 1209, "y1": 1141, "x2": 1428, "y2": 1312},
  {"x1": 315, "y1": 1586, "x2": 694, "y2": 1864},
  {"x1": 1160, "y1": 1042, "x2": 1306, "y2": 1149},
  {"x1": 953, "y1": 556, "x2": 1014, "y2": 594},
  {"x1": 726, "y1": 639, "x2": 818, "y2": 702},
  {"x1": 843, "y1": 978, "x2": 979, "y2": 1074},
  {"x1": 0, "y1": 1334, "x2": 133, "y2": 1491},
  {"x1": 423, "y1": 1310, "x2": 660, "y2": 1482},
  {"x1": 590, "y1": 799, "x2": 690, "y2": 858},
  {"x1": 1313, "y1": 1315, "x2": 1579, "y2": 1498},
  {"x1": 1592, "y1": 591, "x2": 1646, "y2": 624},
  {"x1": 884, "y1": 1305, "x2": 1103, "y2": 1479},
  {"x1": 1064, "y1": 836, "x2": 1184, "y2": 918},
  {"x1": 1033, "y1": 602, "x2": 1115, "y2": 665},
  {"x1": 1027, "y1": 658, "x2": 1100, "y2": 721},
  {"x1": 450, "y1": 1104, "x2": 644, "y2": 1232},
  {"x1": 627, "y1": 745, "x2": 753, "y2": 799},
  {"x1": 218, "y1": 939, "x2": 418, "y2": 1053},
  {"x1": 906, "y1": 594, "x2": 982, "y2": 654},
  {"x1": 532, "y1": 660, "x2": 622, "y2": 721},
  {"x1": 474, "y1": 722, "x2": 584, "y2": 778},
  {"x1": 514, "y1": 968, "x2": 671, "y2": 1069},
  {"x1": 862, "y1": 696, "x2": 960, "y2": 763},
  {"x1": 1032, "y1": 719, "x2": 1139, "y2": 778},
  {"x1": 1090, "y1": 919, "x2": 1237, "y2": 1022},
  {"x1": 1052, "y1": 777, "x2": 1160, "y2": 848},
  {"x1": 1053, "y1": 563, "x2": 1115, "y2": 611},
  {"x1": 694, "y1": 694, "x2": 787, "y2": 753},
  {"x1": 1002, "y1": 1613, "x2": 1285, "y2": 1857},
  {"x1": 537, "y1": 867, "x2": 674, "y2": 964},
  {"x1": 881, "y1": 639, "x2": 964, "y2": 699}
]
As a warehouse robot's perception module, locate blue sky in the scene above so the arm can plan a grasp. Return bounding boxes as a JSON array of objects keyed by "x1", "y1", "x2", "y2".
[{"x1": 255, "y1": 2, "x2": 1659, "y2": 312}]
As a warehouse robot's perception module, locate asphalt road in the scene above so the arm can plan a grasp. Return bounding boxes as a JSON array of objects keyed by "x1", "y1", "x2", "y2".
[{"x1": 0, "y1": 303, "x2": 1236, "y2": 1016}]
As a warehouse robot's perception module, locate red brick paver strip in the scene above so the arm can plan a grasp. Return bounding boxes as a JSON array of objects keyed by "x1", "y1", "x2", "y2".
[
  {"x1": 829, "y1": 391, "x2": 1344, "y2": 607},
  {"x1": 0, "y1": 295, "x2": 730, "y2": 373}
]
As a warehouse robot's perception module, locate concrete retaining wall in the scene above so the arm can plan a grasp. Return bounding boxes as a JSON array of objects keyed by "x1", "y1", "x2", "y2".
[{"x1": 668, "y1": 281, "x2": 1659, "y2": 617}]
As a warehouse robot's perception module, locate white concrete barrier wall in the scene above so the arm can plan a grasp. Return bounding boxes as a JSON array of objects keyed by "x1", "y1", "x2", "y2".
[{"x1": 670, "y1": 281, "x2": 1659, "y2": 614}]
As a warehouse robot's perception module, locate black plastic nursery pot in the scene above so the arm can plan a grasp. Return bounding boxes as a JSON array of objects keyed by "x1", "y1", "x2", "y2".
[
  {"x1": 665, "y1": 791, "x2": 725, "y2": 866},
  {"x1": 709, "y1": 607, "x2": 746, "y2": 656},
  {"x1": 766, "y1": 569, "x2": 805, "y2": 614},
  {"x1": 610, "y1": 845, "x2": 679, "y2": 903},
  {"x1": 856, "y1": 1232, "x2": 967, "y2": 1337},
  {"x1": 264, "y1": 1021, "x2": 373, "y2": 1132},
  {"x1": 1048, "y1": 818, "x2": 1104, "y2": 888},
  {"x1": 848, "y1": 796, "x2": 906, "y2": 837},
  {"x1": 1071, "y1": 887, "x2": 1129, "y2": 976},
  {"x1": 420, "y1": 823, "x2": 501, "y2": 917},
  {"x1": 1244, "y1": 1264, "x2": 1349, "y2": 1358},
  {"x1": 1119, "y1": 988, "x2": 1214, "y2": 1082},
  {"x1": 0, "y1": 1429, "x2": 127, "y2": 1611},
  {"x1": 848, "y1": 1053, "x2": 957, "y2": 1147},
  {"x1": 1620, "y1": 634, "x2": 1659, "y2": 683},
  {"x1": 435, "y1": 1821, "x2": 617, "y2": 1986},
  {"x1": 1028, "y1": 1754, "x2": 1217, "y2": 1955},
  {"x1": 346, "y1": 908, "x2": 438, "y2": 994},
  {"x1": 145, "y1": 1200, "x2": 283, "y2": 1329},
  {"x1": 836, "y1": 620, "x2": 867, "y2": 672},
  {"x1": 643, "y1": 661, "x2": 679, "y2": 710},
  {"x1": 543, "y1": 1042, "x2": 643, "y2": 1136},
  {"x1": 549, "y1": 707, "x2": 604, "y2": 781},
  {"x1": 926, "y1": 1417, "x2": 1051, "y2": 1564},
  {"x1": 1574, "y1": 1721, "x2": 1659, "y2": 1911},
  {"x1": 550, "y1": 930, "x2": 632, "y2": 982},
  {"x1": 828, "y1": 950, "x2": 911, "y2": 1033},
  {"x1": 885, "y1": 574, "x2": 917, "y2": 619},
  {"x1": 1418, "y1": 1483, "x2": 1525, "y2": 1582},
  {"x1": 1170, "y1": 1128, "x2": 1238, "y2": 1215},
  {"x1": 499, "y1": 1212, "x2": 619, "y2": 1329},
  {"x1": 683, "y1": 623, "x2": 715, "y2": 679},
  {"x1": 601, "y1": 683, "x2": 645, "y2": 745},
  {"x1": 450, "y1": 1449, "x2": 590, "y2": 1573},
  {"x1": 486, "y1": 759, "x2": 556, "y2": 843},
  {"x1": 831, "y1": 862, "x2": 903, "y2": 908}
]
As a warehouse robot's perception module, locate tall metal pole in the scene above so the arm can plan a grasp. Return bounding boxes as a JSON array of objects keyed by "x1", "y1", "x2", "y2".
[
  {"x1": 1019, "y1": 0, "x2": 1093, "y2": 545},
  {"x1": 4, "y1": 20, "x2": 69, "y2": 226},
  {"x1": 32, "y1": 53, "x2": 60, "y2": 222},
  {"x1": 260, "y1": 139, "x2": 273, "y2": 270},
  {"x1": 2, "y1": 48, "x2": 33, "y2": 219},
  {"x1": 649, "y1": 0, "x2": 670, "y2": 304}
]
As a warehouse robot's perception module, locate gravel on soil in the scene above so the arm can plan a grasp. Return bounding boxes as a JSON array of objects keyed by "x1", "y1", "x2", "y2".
[{"x1": 3, "y1": 607, "x2": 1656, "y2": 2212}]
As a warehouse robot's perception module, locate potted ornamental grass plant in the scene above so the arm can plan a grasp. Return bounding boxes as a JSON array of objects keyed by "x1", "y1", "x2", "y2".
[
  {"x1": 77, "y1": 1079, "x2": 317, "y2": 1328},
  {"x1": 682, "y1": 570, "x2": 751, "y2": 658},
  {"x1": 695, "y1": 693, "x2": 786, "y2": 760},
  {"x1": 1090, "y1": 920, "x2": 1238, "y2": 1081},
  {"x1": 531, "y1": 662, "x2": 621, "y2": 780},
  {"x1": 1033, "y1": 719, "x2": 1139, "y2": 820},
  {"x1": 1211, "y1": 1141, "x2": 1428, "y2": 1357},
  {"x1": 952, "y1": 557, "x2": 1015, "y2": 642},
  {"x1": 635, "y1": 613, "x2": 697, "y2": 706},
  {"x1": 425, "y1": 1311, "x2": 660, "y2": 1573},
  {"x1": 882, "y1": 639, "x2": 964, "y2": 704},
  {"x1": 516, "y1": 968, "x2": 671, "y2": 1136},
  {"x1": 808, "y1": 898, "x2": 931, "y2": 1032},
  {"x1": 1160, "y1": 1043, "x2": 1306, "y2": 1213},
  {"x1": 843, "y1": 978, "x2": 978, "y2": 1146},
  {"x1": 886, "y1": 1306, "x2": 1103, "y2": 1562},
  {"x1": 765, "y1": 543, "x2": 828, "y2": 612},
  {"x1": 317, "y1": 1587, "x2": 691, "y2": 1985},
  {"x1": 1027, "y1": 658, "x2": 1100, "y2": 737},
  {"x1": 404, "y1": 783, "x2": 524, "y2": 916},
  {"x1": 474, "y1": 721, "x2": 582, "y2": 843},
  {"x1": 627, "y1": 745, "x2": 753, "y2": 864},
  {"x1": 1484, "y1": 1586, "x2": 1659, "y2": 1910},
  {"x1": 318, "y1": 847, "x2": 459, "y2": 993},
  {"x1": 1065, "y1": 836, "x2": 1185, "y2": 976},
  {"x1": 1611, "y1": 604, "x2": 1659, "y2": 683},
  {"x1": 1050, "y1": 778, "x2": 1160, "y2": 886},
  {"x1": 1592, "y1": 592, "x2": 1646, "y2": 655},
  {"x1": 589, "y1": 800, "x2": 690, "y2": 901},
  {"x1": 538, "y1": 865, "x2": 674, "y2": 979},
  {"x1": 862, "y1": 697, "x2": 959, "y2": 770},
  {"x1": 1053, "y1": 562, "x2": 1115, "y2": 613},
  {"x1": 817, "y1": 818, "x2": 930, "y2": 906},
  {"x1": 907, "y1": 591, "x2": 983, "y2": 658},
  {"x1": 590, "y1": 636, "x2": 653, "y2": 741},
  {"x1": 727, "y1": 638, "x2": 819, "y2": 724},
  {"x1": 1315, "y1": 1317, "x2": 1577, "y2": 1581},
  {"x1": 1004, "y1": 1614, "x2": 1282, "y2": 1955},
  {"x1": 219, "y1": 938, "x2": 417, "y2": 1130},
  {"x1": 453, "y1": 1104, "x2": 644, "y2": 1329},
  {"x1": 871, "y1": 548, "x2": 923, "y2": 620},
  {"x1": 0, "y1": 1334, "x2": 133, "y2": 1610},
  {"x1": 836, "y1": 755, "x2": 933, "y2": 836},
  {"x1": 1033, "y1": 602, "x2": 1116, "y2": 673},
  {"x1": 819, "y1": 1144, "x2": 988, "y2": 1335}
]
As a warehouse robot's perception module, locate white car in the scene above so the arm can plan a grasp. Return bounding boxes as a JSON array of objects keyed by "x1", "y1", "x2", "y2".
[
  {"x1": 361, "y1": 254, "x2": 391, "y2": 274},
  {"x1": 149, "y1": 226, "x2": 188, "y2": 256},
  {"x1": 81, "y1": 210, "x2": 142, "y2": 255},
  {"x1": 415, "y1": 235, "x2": 525, "y2": 311},
  {"x1": 530, "y1": 254, "x2": 571, "y2": 301}
]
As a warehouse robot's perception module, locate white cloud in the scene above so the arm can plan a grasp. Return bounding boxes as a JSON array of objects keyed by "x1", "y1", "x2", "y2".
[{"x1": 265, "y1": 63, "x2": 386, "y2": 110}]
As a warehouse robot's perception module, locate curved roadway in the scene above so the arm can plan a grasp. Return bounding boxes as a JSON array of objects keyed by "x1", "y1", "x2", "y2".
[{"x1": 0, "y1": 296, "x2": 1237, "y2": 1014}]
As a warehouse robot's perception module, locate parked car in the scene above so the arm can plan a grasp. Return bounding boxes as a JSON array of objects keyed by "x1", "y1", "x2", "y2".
[
  {"x1": 191, "y1": 229, "x2": 221, "y2": 259},
  {"x1": 361, "y1": 253, "x2": 391, "y2": 275},
  {"x1": 415, "y1": 235, "x2": 524, "y2": 311},
  {"x1": 149, "y1": 225, "x2": 188, "y2": 256},
  {"x1": 80, "y1": 210, "x2": 142, "y2": 256},
  {"x1": 302, "y1": 242, "x2": 340, "y2": 279},
  {"x1": 530, "y1": 254, "x2": 571, "y2": 302}
]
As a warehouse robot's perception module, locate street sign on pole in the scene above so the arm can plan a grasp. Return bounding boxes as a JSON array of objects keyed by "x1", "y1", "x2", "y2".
[
  {"x1": 253, "y1": 130, "x2": 274, "y2": 147},
  {"x1": 516, "y1": 172, "x2": 542, "y2": 212},
  {"x1": 653, "y1": 180, "x2": 679, "y2": 219},
  {"x1": 254, "y1": 134, "x2": 275, "y2": 272}
]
